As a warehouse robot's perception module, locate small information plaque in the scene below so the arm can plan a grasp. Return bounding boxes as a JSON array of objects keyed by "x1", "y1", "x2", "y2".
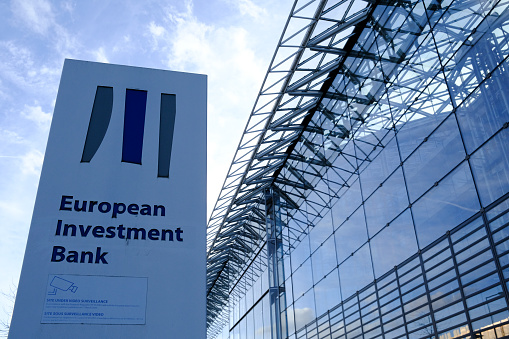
[{"x1": 41, "y1": 274, "x2": 147, "y2": 324}]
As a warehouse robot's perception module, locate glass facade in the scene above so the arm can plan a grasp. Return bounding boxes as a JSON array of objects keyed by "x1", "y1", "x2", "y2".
[{"x1": 206, "y1": 0, "x2": 509, "y2": 338}]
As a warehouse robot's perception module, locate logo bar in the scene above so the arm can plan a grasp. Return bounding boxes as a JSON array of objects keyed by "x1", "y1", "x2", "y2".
[
  {"x1": 81, "y1": 86, "x2": 113, "y2": 163},
  {"x1": 158, "y1": 94, "x2": 176, "y2": 178},
  {"x1": 122, "y1": 89, "x2": 147, "y2": 165}
]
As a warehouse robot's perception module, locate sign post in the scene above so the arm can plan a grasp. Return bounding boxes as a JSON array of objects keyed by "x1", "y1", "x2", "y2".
[{"x1": 9, "y1": 59, "x2": 206, "y2": 338}]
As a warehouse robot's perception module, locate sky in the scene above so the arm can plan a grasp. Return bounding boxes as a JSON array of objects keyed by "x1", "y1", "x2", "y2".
[{"x1": 0, "y1": 0, "x2": 293, "y2": 328}]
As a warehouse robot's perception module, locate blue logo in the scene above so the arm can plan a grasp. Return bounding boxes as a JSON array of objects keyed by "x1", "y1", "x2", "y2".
[{"x1": 81, "y1": 86, "x2": 176, "y2": 178}]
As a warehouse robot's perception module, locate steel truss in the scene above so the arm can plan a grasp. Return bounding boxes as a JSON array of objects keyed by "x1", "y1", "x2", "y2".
[{"x1": 206, "y1": 0, "x2": 509, "y2": 336}]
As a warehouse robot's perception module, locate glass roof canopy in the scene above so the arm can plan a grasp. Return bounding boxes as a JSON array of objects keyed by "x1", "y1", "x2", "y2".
[{"x1": 205, "y1": 0, "x2": 505, "y2": 335}]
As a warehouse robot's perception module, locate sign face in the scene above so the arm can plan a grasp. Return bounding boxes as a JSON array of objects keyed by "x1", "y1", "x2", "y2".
[
  {"x1": 42, "y1": 275, "x2": 147, "y2": 325},
  {"x1": 10, "y1": 59, "x2": 206, "y2": 338}
]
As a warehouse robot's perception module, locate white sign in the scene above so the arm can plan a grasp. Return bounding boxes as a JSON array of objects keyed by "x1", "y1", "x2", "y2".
[{"x1": 9, "y1": 59, "x2": 206, "y2": 338}]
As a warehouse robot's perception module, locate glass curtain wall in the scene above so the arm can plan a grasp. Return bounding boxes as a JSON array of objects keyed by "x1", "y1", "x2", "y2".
[{"x1": 210, "y1": 0, "x2": 509, "y2": 337}]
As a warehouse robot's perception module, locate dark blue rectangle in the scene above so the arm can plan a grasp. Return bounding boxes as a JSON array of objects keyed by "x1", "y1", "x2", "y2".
[{"x1": 122, "y1": 89, "x2": 147, "y2": 164}]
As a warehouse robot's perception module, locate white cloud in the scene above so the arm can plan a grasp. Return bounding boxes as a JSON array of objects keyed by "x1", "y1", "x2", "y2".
[
  {"x1": 235, "y1": 0, "x2": 268, "y2": 19},
  {"x1": 9, "y1": 0, "x2": 77, "y2": 56},
  {"x1": 147, "y1": 22, "x2": 168, "y2": 51},
  {"x1": 92, "y1": 47, "x2": 109, "y2": 63},
  {"x1": 0, "y1": 198, "x2": 26, "y2": 221},
  {"x1": 21, "y1": 104, "x2": 52, "y2": 130},
  {"x1": 0, "y1": 41, "x2": 34, "y2": 89},
  {"x1": 60, "y1": 1, "x2": 75, "y2": 14},
  {"x1": 10, "y1": 0, "x2": 55, "y2": 35},
  {"x1": 19, "y1": 150, "x2": 44, "y2": 176},
  {"x1": 0, "y1": 130, "x2": 25, "y2": 146},
  {"x1": 149, "y1": 22, "x2": 166, "y2": 38},
  {"x1": 0, "y1": 40, "x2": 63, "y2": 99}
]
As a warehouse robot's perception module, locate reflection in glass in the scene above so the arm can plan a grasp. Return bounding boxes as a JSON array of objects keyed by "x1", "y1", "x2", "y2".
[
  {"x1": 311, "y1": 236, "x2": 338, "y2": 282},
  {"x1": 364, "y1": 168, "x2": 408, "y2": 236},
  {"x1": 290, "y1": 236, "x2": 311, "y2": 273},
  {"x1": 471, "y1": 129, "x2": 509, "y2": 207},
  {"x1": 331, "y1": 178, "x2": 362, "y2": 228},
  {"x1": 370, "y1": 210, "x2": 418, "y2": 278},
  {"x1": 313, "y1": 271, "x2": 341, "y2": 318},
  {"x1": 396, "y1": 74, "x2": 453, "y2": 161},
  {"x1": 404, "y1": 113, "x2": 465, "y2": 202},
  {"x1": 359, "y1": 133, "x2": 400, "y2": 199},
  {"x1": 309, "y1": 210, "x2": 334, "y2": 254},
  {"x1": 293, "y1": 291, "x2": 316, "y2": 332},
  {"x1": 413, "y1": 161, "x2": 479, "y2": 248},
  {"x1": 456, "y1": 64, "x2": 509, "y2": 154},
  {"x1": 292, "y1": 258, "x2": 313, "y2": 300},
  {"x1": 335, "y1": 207, "x2": 368, "y2": 264},
  {"x1": 339, "y1": 244, "x2": 374, "y2": 299}
]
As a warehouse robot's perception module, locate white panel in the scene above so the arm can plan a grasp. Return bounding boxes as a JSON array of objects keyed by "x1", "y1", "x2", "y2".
[{"x1": 9, "y1": 59, "x2": 207, "y2": 338}]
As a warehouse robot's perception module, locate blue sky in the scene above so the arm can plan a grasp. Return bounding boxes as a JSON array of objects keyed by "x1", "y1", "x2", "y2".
[{"x1": 0, "y1": 0, "x2": 292, "y2": 326}]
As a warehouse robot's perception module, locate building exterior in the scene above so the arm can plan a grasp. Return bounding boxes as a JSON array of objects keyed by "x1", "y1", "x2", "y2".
[{"x1": 206, "y1": 0, "x2": 509, "y2": 338}]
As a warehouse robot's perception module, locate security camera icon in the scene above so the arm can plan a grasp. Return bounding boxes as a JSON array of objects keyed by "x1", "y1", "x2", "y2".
[{"x1": 48, "y1": 276, "x2": 78, "y2": 295}]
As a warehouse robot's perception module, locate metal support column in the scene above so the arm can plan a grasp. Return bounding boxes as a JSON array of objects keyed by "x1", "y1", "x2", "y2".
[{"x1": 264, "y1": 186, "x2": 288, "y2": 339}]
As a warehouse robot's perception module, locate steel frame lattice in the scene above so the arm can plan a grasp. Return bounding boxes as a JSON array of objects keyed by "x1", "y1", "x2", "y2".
[{"x1": 206, "y1": 0, "x2": 509, "y2": 336}]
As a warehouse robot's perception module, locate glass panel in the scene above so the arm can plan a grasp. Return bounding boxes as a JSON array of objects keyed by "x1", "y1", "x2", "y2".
[
  {"x1": 396, "y1": 73, "x2": 453, "y2": 161},
  {"x1": 423, "y1": 247, "x2": 451, "y2": 272},
  {"x1": 472, "y1": 310, "x2": 509, "y2": 333},
  {"x1": 462, "y1": 274, "x2": 500, "y2": 296},
  {"x1": 461, "y1": 261, "x2": 498, "y2": 288},
  {"x1": 364, "y1": 168, "x2": 409, "y2": 236},
  {"x1": 292, "y1": 258, "x2": 314, "y2": 300},
  {"x1": 433, "y1": 295, "x2": 464, "y2": 320},
  {"x1": 413, "y1": 161, "x2": 480, "y2": 248},
  {"x1": 401, "y1": 275, "x2": 425, "y2": 296},
  {"x1": 456, "y1": 238, "x2": 490, "y2": 264},
  {"x1": 449, "y1": 16, "x2": 509, "y2": 107},
  {"x1": 380, "y1": 292, "x2": 400, "y2": 314},
  {"x1": 291, "y1": 236, "x2": 311, "y2": 272},
  {"x1": 370, "y1": 210, "x2": 418, "y2": 278},
  {"x1": 455, "y1": 63, "x2": 509, "y2": 154},
  {"x1": 493, "y1": 225, "x2": 509, "y2": 244},
  {"x1": 359, "y1": 286, "x2": 376, "y2": 309},
  {"x1": 436, "y1": 313, "x2": 467, "y2": 332},
  {"x1": 404, "y1": 113, "x2": 466, "y2": 202},
  {"x1": 312, "y1": 236, "x2": 339, "y2": 283},
  {"x1": 310, "y1": 210, "x2": 334, "y2": 254},
  {"x1": 450, "y1": 216, "x2": 484, "y2": 244},
  {"x1": 246, "y1": 309, "x2": 254, "y2": 339},
  {"x1": 426, "y1": 259, "x2": 454, "y2": 281},
  {"x1": 487, "y1": 196, "x2": 509, "y2": 224},
  {"x1": 453, "y1": 226, "x2": 487, "y2": 255},
  {"x1": 287, "y1": 302, "x2": 296, "y2": 336},
  {"x1": 314, "y1": 270, "x2": 341, "y2": 317},
  {"x1": 397, "y1": 256, "x2": 421, "y2": 278},
  {"x1": 334, "y1": 208, "x2": 368, "y2": 264},
  {"x1": 405, "y1": 304, "x2": 430, "y2": 322},
  {"x1": 331, "y1": 178, "x2": 362, "y2": 229},
  {"x1": 293, "y1": 291, "x2": 316, "y2": 333},
  {"x1": 401, "y1": 285, "x2": 426, "y2": 305},
  {"x1": 254, "y1": 301, "x2": 265, "y2": 339},
  {"x1": 470, "y1": 128, "x2": 509, "y2": 207},
  {"x1": 358, "y1": 134, "x2": 400, "y2": 199},
  {"x1": 339, "y1": 244, "x2": 374, "y2": 299},
  {"x1": 377, "y1": 274, "x2": 397, "y2": 299},
  {"x1": 466, "y1": 284, "x2": 504, "y2": 309},
  {"x1": 240, "y1": 316, "x2": 246, "y2": 338},
  {"x1": 407, "y1": 314, "x2": 434, "y2": 338}
]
